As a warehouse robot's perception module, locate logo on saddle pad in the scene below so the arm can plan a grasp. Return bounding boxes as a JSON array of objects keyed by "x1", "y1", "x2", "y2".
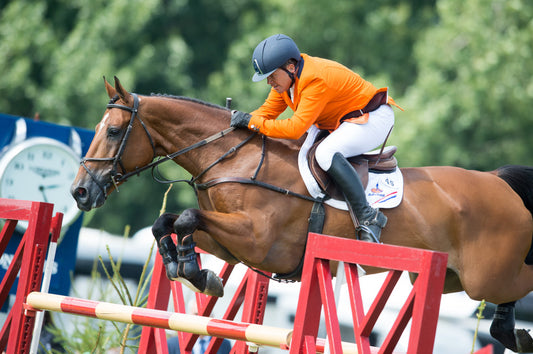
[
  {"x1": 298, "y1": 126, "x2": 404, "y2": 211},
  {"x1": 370, "y1": 184, "x2": 383, "y2": 194}
]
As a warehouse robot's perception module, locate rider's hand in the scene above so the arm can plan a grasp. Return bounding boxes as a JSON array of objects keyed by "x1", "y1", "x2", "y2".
[{"x1": 230, "y1": 110, "x2": 252, "y2": 129}]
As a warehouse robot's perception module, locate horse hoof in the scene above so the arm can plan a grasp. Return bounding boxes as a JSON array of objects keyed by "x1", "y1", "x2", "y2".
[
  {"x1": 516, "y1": 329, "x2": 533, "y2": 352},
  {"x1": 176, "y1": 270, "x2": 224, "y2": 297},
  {"x1": 202, "y1": 269, "x2": 224, "y2": 297}
]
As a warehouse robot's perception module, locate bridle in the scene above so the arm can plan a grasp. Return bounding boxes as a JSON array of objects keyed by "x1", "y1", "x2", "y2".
[
  {"x1": 80, "y1": 93, "x2": 238, "y2": 198},
  {"x1": 80, "y1": 92, "x2": 324, "y2": 281},
  {"x1": 80, "y1": 93, "x2": 156, "y2": 196},
  {"x1": 80, "y1": 93, "x2": 322, "y2": 208}
]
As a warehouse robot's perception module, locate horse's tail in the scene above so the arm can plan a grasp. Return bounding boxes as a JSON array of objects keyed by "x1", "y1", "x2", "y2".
[
  {"x1": 495, "y1": 165, "x2": 533, "y2": 265},
  {"x1": 495, "y1": 165, "x2": 533, "y2": 217}
]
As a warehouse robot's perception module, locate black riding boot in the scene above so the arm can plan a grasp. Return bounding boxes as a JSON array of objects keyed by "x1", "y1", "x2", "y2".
[{"x1": 327, "y1": 152, "x2": 387, "y2": 242}]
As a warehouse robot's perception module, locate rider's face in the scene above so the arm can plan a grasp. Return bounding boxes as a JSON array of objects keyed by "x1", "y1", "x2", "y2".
[{"x1": 266, "y1": 65, "x2": 295, "y2": 94}]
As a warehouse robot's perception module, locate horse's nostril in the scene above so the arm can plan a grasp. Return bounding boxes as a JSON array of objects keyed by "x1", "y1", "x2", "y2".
[{"x1": 75, "y1": 187, "x2": 87, "y2": 199}]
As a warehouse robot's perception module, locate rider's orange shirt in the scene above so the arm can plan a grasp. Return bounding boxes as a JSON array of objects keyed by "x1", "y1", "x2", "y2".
[{"x1": 248, "y1": 53, "x2": 400, "y2": 139}]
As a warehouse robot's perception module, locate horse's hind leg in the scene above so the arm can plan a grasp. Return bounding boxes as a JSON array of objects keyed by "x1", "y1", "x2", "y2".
[{"x1": 490, "y1": 302, "x2": 533, "y2": 352}]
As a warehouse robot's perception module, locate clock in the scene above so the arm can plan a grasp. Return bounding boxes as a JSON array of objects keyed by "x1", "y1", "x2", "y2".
[{"x1": 0, "y1": 137, "x2": 81, "y2": 229}]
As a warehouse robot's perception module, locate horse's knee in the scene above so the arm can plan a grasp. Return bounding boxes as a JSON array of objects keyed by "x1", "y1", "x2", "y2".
[
  {"x1": 174, "y1": 208, "x2": 201, "y2": 237},
  {"x1": 152, "y1": 213, "x2": 179, "y2": 239}
]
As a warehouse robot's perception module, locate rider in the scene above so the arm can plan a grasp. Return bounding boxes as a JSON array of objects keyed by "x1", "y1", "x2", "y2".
[{"x1": 230, "y1": 34, "x2": 401, "y2": 243}]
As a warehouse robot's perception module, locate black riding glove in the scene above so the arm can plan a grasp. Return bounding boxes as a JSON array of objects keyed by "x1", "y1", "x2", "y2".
[{"x1": 230, "y1": 110, "x2": 252, "y2": 129}]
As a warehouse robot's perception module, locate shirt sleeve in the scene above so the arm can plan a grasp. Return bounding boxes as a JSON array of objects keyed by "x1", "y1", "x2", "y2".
[
  {"x1": 250, "y1": 89, "x2": 287, "y2": 120},
  {"x1": 249, "y1": 79, "x2": 330, "y2": 139}
]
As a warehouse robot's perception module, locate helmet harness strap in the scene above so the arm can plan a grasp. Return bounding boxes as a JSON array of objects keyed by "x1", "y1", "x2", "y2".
[{"x1": 280, "y1": 60, "x2": 299, "y2": 87}]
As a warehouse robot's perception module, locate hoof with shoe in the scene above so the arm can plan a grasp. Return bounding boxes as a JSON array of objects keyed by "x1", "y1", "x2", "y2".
[
  {"x1": 178, "y1": 269, "x2": 224, "y2": 297},
  {"x1": 490, "y1": 303, "x2": 533, "y2": 353},
  {"x1": 515, "y1": 329, "x2": 533, "y2": 353}
]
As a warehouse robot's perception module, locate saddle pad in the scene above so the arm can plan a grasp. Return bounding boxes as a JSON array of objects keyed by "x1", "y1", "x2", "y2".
[{"x1": 298, "y1": 125, "x2": 404, "y2": 210}]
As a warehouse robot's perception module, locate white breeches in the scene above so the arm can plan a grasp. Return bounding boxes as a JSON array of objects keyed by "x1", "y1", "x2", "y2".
[{"x1": 315, "y1": 104, "x2": 395, "y2": 171}]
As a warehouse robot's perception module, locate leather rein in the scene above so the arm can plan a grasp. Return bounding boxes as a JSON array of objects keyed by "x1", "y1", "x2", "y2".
[{"x1": 81, "y1": 93, "x2": 322, "y2": 204}]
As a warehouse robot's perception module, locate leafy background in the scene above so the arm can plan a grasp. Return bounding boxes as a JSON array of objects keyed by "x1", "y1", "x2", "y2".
[{"x1": 1, "y1": 0, "x2": 532, "y2": 234}]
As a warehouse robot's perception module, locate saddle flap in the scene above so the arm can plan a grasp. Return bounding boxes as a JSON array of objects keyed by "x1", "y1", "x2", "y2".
[{"x1": 306, "y1": 133, "x2": 397, "y2": 200}]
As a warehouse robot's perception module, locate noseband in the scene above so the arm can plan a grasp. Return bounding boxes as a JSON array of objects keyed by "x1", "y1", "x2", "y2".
[{"x1": 80, "y1": 93, "x2": 156, "y2": 196}]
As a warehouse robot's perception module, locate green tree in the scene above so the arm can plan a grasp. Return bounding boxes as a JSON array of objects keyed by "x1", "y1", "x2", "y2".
[
  {"x1": 0, "y1": 1, "x2": 57, "y2": 119},
  {"x1": 395, "y1": 0, "x2": 533, "y2": 169},
  {"x1": 204, "y1": 0, "x2": 438, "y2": 111}
]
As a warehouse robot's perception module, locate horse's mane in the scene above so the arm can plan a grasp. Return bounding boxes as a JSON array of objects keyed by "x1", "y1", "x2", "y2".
[
  {"x1": 150, "y1": 93, "x2": 229, "y2": 112},
  {"x1": 150, "y1": 93, "x2": 301, "y2": 151}
]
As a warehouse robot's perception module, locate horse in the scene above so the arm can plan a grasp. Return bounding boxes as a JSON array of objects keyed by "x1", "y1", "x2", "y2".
[{"x1": 71, "y1": 76, "x2": 533, "y2": 352}]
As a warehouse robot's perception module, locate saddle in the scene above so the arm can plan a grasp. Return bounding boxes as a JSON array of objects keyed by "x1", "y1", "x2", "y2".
[{"x1": 307, "y1": 131, "x2": 398, "y2": 201}]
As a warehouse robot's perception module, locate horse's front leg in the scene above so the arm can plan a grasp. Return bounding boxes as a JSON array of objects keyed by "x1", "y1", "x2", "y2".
[
  {"x1": 152, "y1": 212, "x2": 180, "y2": 280},
  {"x1": 152, "y1": 210, "x2": 224, "y2": 297}
]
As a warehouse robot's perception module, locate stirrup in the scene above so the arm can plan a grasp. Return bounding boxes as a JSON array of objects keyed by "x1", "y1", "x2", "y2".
[
  {"x1": 356, "y1": 209, "x2": 387, "y2": 243},
  {"x1": 356, "y1": 224, "x2": 381, "y2": 243}
]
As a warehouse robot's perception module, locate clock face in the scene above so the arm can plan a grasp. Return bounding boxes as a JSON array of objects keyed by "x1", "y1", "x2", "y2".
[{"x1": 0, "y1": 137, "x2": 81, "y2": 228}]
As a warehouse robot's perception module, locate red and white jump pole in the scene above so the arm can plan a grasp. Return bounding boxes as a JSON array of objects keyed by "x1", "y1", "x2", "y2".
[
  {"x1": 25, "y1": 292, "x2": 292, "y2": 349},
  {"x1": 25, "y1": 292, "x2": 369, "y2": 353}
]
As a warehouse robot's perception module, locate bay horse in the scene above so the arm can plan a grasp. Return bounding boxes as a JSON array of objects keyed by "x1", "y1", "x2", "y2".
[{"x1": 71, "y1": 77, "x2": 533, "y2": 352}]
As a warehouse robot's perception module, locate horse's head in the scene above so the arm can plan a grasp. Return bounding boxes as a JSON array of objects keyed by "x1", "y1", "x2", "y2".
[{"x1": 71, "y1": 77, "x2": 156, "y2": 211}]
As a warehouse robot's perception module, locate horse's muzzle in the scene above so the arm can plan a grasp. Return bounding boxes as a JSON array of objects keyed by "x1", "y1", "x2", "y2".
[{"x1": 70, "y1": 180, "x2": 107, "y2": 211}]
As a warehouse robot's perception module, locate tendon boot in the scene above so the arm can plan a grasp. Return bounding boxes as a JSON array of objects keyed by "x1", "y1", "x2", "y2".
[
  {"x1": 157, "y1": 235, "x2": 179, "y2": 280},
  {"x1": 327, "y1": 152, "x2": 387, "y2": 242},
  {"x1": 177, "y1": 234, "x2": 200, "y2": 279}
]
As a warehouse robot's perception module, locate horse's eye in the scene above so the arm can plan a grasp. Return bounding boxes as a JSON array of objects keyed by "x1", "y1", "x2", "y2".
[{"x1": 107, "y1": 127, "x2": 122, "y2": 138}]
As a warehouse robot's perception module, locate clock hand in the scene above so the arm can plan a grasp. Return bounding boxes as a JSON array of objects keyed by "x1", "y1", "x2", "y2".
[
  {"x1": 38, "y1": 185, "x2": 49, "y2": 203},
  {"x1": 41, "y1": 184, "x2": 62, "y2": 190}
]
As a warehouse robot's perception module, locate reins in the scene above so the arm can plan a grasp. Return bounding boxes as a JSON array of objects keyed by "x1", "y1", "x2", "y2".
[
  {"x1": 83, "y1": 93, "x2": 325, "y2": 283},
  {"x1": 128, "y1": 126, "x2": 237, "y2": 184},
  {"x1": 82, "y1": 93, "x2": 322, "y2": 205}
]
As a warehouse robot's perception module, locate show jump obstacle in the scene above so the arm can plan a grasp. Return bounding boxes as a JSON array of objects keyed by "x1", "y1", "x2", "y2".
[
  {"x1": 1, "y1": 198, "x2": 494, "y2": 353},
  {"x1": 0, "y1": 199, "x2": 62, "y2": 354}
]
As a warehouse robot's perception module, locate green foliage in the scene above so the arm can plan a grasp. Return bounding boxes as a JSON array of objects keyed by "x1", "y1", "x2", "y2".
[{"x1": 395, "y1": 0, "x2": 533, "y2": 169}]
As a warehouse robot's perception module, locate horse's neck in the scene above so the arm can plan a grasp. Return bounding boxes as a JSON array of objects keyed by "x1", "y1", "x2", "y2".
[
  {"x1": 147, "y1": 97, "x2": 238, "y2": 174},
  {"x1": 147, "y1": 96, "x2": 302, "y2": 181}
]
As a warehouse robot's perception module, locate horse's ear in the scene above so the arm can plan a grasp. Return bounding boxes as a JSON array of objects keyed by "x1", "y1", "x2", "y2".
[
  {"x1": 104, "y1": 76, "x2": 117, "y2": 99},
  {"x1": 113, "y1": 76, "x2": 133, "y2": 105}
]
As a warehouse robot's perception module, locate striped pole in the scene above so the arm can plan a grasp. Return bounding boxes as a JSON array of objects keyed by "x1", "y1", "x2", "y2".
[
  {"x1": 26, "y1": 292, "x2": 292, "y2": 349},
  {"x1": 25, "y1": 292, "x2": 373, "y2": 353}
]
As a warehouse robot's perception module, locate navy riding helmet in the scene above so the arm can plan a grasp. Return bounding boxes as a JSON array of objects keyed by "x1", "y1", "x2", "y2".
[{"x1": 252, "y1": 34, "x2": 301, "y2": 82}]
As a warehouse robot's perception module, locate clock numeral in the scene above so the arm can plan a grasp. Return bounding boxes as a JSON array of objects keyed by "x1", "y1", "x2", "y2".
[
  {"x1": 5, "y1": 178, "x2": 14, "y2": 186},
  {"x1": 42, "y1": 151, "x2": 53, "y2": 160},
  {"x1": 27, "y1": 152, "x2": 35, "y2": 161},
  {"x1": 13, "y1": 162, "x2": 24, "y2": 170}
]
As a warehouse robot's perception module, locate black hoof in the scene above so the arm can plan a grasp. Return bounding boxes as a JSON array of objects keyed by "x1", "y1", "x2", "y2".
[
  {"x1": 202, "y1": 269, "x2": 224, "y2": 297},
  {"x1": 516, "y1": 329, "x2": 533, "y2": 352},
  {"x1": 178, "y1": 269, "x2": 224, "y2": 297}
]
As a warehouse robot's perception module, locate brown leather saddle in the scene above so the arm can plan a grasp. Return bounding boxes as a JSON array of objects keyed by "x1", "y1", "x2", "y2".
[{"x1": 307, "y1": 131, "x2": 398, "y2": 200}]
